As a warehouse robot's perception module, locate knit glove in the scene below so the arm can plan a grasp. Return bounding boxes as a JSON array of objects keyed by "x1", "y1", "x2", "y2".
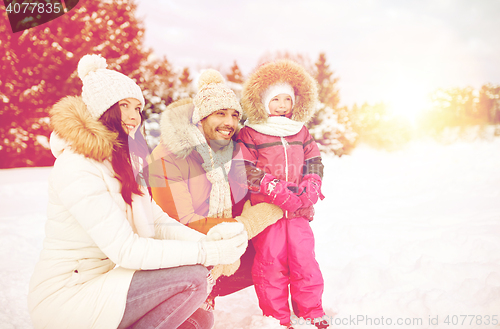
[
  {"x1": 235, "y1": 200, "x2": 283, "y2": 239},
  {"x1": 260, "y1": 174, "x2": 302, "y2": 213},
  {"x1": 210, "y1": 261, "x2": 241, "y2": 280},
  {"x1": 205, "y1": 221, "x2": 245, "y2": 241},
  {"x1": 296, "y1": 174, "x2": 325, "y2": 207},
  {"x1": 200, "y1": 222, "x2": 248, "y2": 266}
]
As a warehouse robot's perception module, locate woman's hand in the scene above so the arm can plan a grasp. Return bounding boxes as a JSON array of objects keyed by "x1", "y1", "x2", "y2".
[{"x1": 200, "y1": 223, "x2": 248, "y2": 266}]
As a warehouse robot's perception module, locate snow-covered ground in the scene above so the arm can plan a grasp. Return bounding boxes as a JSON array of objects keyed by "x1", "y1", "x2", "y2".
[{"x1": 1, "y1": 138, "x2": 500, "y2": 329}]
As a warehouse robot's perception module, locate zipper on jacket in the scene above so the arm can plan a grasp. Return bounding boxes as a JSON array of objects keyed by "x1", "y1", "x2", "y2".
[
  {"x1": 281, "y1": 136, "x2": 289, "y2": 218},
  {"x1": 280, "y1": 137, "x2": 289, "y2": 181}
]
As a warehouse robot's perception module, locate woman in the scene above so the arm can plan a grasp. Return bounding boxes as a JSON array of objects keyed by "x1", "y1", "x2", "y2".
[{"x1": 27, "y1": 54, "x2": 248, "y2": 329}]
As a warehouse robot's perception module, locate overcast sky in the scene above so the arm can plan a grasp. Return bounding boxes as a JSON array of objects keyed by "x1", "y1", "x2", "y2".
[{"x1": 136, "y1": 0, "x2": 500, "y2": 117}]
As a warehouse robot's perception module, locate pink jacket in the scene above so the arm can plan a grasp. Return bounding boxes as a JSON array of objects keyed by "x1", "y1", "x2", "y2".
[
  {"x1": 238, "y1": 59, "x2": 326, "y2": 324},
  {"x1": 236, "y1": 125, "x2": 322, "y2": 219}
]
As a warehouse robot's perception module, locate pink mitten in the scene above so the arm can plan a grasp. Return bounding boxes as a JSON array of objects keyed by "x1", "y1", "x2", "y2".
[
  {"x1": 260, "y1": 174, "x2": 302, "y2": 212},
  {"x1": 297, "y1": 174, "x2": 325, "y2": 207}
]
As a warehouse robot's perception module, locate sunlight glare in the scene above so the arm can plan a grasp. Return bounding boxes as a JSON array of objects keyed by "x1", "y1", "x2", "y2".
[{"x1": 385, "y1": 81, "x2": 432, "y2": 124}]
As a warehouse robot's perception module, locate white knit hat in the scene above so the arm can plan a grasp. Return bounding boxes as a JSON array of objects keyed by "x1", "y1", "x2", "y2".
[
  {"x1": 262, "y1": 83, "x2": 295, "y2": 114},
  {"x1": 77, "y1": 54, "x2": 145, "y2": 119},
  {"x1": 192, "y1": 69, "x2": 242, "y2": 124}
]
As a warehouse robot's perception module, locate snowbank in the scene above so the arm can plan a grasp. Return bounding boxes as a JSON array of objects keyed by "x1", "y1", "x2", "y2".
[{"x1": 2, "y1": 139, "x2": 500, "y2": 328}]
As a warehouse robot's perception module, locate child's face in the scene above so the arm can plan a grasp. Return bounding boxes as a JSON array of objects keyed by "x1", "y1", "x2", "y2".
[{"x1": 268, "y1": 94, "x2": 293, "y2": 117}]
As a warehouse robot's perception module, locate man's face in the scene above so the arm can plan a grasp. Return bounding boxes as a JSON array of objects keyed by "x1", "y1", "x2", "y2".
[{"x1": 199, "y1": 108, "x2": 239, "y2": 150}]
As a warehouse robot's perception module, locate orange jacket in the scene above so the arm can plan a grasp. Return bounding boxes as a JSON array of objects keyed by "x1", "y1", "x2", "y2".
[
  {"x1": 148, "y1": 99, "x2": 248, "y2": 234},
  {"x1": 150, "y1": 143, "x2": 243, "y2": 234}
]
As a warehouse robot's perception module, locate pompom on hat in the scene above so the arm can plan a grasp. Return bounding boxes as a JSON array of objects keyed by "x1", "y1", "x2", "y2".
[
  {"x1": 192, "y1": 69, "x2": 242, "y2": 124},
  {"x1": 78, "y1": 54, "x2": 145, "y2": 119}
]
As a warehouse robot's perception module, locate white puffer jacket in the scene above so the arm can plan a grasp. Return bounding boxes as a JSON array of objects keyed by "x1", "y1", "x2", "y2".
[{"x1": 28, "y1": 96, "x2": 205, "y2": 329}]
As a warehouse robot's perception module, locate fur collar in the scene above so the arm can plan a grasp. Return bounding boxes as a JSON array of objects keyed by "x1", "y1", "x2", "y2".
[
  {"x1": 49, "y1": 96, "x2": 116, "y2": 161},
  {"x1": 159, "y1": 98, "x2": 200, "y2": 159},
  {"x1": 241, "y1": 59, "x2": 318, "y2": 124}
]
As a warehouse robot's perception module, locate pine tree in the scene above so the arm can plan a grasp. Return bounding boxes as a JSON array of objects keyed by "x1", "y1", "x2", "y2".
[
  {"x1": 307, "y1": 53, "x2": 357, "y2": 156},
  {"x1": 0, "y1": 0, "x2": 149, "y2": 168},
  {"x1": 478, "y1": 84, "x2": 500, "y2": 124},
  {"x1": 315, "y1": 53, "x2": 340, "y2": 109},
  {"x1": 417, "y1": 85, "x2": 498, "y2": 140},
  {"x1": 140, "y1": 55, "x2": 177, "y2": 112},
  {"x1": 139, "y1": 58, "x2": 190, "y2": 150},
  {"x1": 226, "y1": 61, "x2": 244, "y2": 84},
  {"x1": 421, "y1": 87, "x2": 482, "y2": 135},
  {"x1": 179, "y1": 67, "x2": 193, "y2": 88}
]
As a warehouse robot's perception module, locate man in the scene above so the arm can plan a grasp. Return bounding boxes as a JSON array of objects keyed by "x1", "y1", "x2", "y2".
[{"x1": 148, "y1": 69, "x2": 282, "y2": 303}]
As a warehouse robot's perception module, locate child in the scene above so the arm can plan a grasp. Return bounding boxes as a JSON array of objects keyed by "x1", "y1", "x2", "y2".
[{"x1": 236, "y1": 59, "x2": 329, "y2": 329}]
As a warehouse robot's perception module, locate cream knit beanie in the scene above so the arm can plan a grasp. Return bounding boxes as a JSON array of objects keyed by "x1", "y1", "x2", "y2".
[
  {"x1": 192, "y1": 69, "x2": 242, "y2": 124},
  {"x1": 262, "y1": 83, "x2": 295, "y2": 114},
  {"x1": 77, "y1": 54, "x2": 145, "y2": 119}
]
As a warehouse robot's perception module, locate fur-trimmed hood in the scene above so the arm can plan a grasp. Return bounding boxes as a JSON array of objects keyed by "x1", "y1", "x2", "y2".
[
  {"x1": 159, "y1": 98, "x2": 240, "y2": 159},
  {"x1": 241, "y1": 59, "x2": 318, "y2": 124},
  {"x1": 49, "y1": 96, "x2": 116, "y2": 161},
  {"x1": 159, "y1": 98, "x2": 199, "y2": 159}
]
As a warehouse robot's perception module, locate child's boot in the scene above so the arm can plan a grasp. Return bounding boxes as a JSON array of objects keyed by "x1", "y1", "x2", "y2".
[{"x1": 313, "y1": 316, "x2": 330, "y2": 329}]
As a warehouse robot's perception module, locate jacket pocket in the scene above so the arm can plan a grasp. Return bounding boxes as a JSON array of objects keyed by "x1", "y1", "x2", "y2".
[
  {"x1": 65, "y1": 262, "x2": 82, "y2": 287},
  {"x1": 65, "y1": 258, "x2": 114, "y2": 287}
]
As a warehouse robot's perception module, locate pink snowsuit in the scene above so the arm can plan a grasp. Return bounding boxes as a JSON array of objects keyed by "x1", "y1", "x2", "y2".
[{"x1": 236, "y1": 125, "x2": 325, "y2": 325}]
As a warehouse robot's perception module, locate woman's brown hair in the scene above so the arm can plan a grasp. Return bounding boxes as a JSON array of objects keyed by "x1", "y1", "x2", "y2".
[{"x1": 99, "y1": 102, "x2": 150, "y2": 205}]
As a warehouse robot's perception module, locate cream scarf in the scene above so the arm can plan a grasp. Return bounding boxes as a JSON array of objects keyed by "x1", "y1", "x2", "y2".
[
  {"x1": 190, "y1": 125, "x2": 233, "y2": 218},
  {"x1": 245, "y1": 116, "x2": 304, "y2": 137}
]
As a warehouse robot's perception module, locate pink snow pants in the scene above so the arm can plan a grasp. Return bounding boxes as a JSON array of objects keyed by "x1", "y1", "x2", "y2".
[{"x1": 251, "y1": 216, "x2": 325, "y2": 325}]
